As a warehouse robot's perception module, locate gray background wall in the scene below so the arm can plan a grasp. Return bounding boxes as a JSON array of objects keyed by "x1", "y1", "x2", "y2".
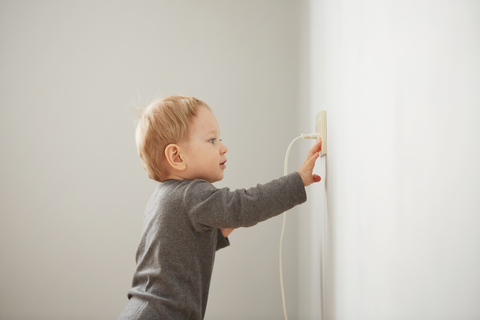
[{"x1": 0, "y1": 1, "x2": 306, "y2": 319}]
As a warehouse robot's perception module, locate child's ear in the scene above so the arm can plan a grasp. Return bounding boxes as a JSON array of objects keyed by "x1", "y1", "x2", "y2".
[{"x1": 164, "y1": 144, "x2": 187, "y2": 171}]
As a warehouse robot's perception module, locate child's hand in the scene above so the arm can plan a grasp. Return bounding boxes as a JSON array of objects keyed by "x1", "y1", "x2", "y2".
[
  {"x1": 297, "y1": 139, "x2": 322, "y2": 186},
  {"x1": 221, "y1": 228, "x2": 234, "y2": 238}
]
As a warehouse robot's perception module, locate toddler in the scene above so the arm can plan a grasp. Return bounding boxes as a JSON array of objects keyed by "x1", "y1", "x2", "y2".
[{"x1": 118, "y1": 95, "x2": 321, "y2": 319}]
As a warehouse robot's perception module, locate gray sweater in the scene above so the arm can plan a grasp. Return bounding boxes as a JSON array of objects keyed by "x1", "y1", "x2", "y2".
[{"x1": 118, "y1": 172, "x2": 306, "y2": 320}]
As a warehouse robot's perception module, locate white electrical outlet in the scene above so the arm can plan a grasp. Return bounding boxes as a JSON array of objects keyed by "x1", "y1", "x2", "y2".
[{"x1": 315, "y1": 110, "x2": 327, "y2": 156}]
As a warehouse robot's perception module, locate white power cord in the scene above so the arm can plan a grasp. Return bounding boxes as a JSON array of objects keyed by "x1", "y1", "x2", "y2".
[{"x1": 279, "y1": 133, "x2": 320, "y2": 320}]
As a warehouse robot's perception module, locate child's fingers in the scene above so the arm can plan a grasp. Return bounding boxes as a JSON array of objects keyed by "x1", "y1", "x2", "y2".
[
  {"x1": 306, "y1": 139, "x2": 322, "y2": 159},
  {"x1": 221, "y1": 228, "x2": 234, "y2": 238},
  {"x1": 308, "y1": 151, "x2": 320, "y2": 167},
  {"x1": 306, "y1": 140, "x2": 320, "y2": 158},
  {"x1": 299, "y1": 152, "x2": 321, "y2": 186}
]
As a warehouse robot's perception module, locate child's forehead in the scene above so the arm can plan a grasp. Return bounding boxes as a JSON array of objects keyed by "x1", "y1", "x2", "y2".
[
  {"x1": 192, "y1": 125, "x2": 220, "y2": 137},
  {"x1": 206, "y1": 129, "x2": 218, "y2": 135},
  {"x1": 191, "y1": 108, "x2": 220, "y2": 133}
]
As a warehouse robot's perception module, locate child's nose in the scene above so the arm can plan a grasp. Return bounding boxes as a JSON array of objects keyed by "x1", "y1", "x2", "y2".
[{"x1": 220, "y1": 142, "x2": 228, "y2": 154}]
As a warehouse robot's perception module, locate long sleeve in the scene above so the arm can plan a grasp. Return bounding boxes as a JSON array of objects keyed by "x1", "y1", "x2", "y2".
[{"x1": 184, "y1": 172, "x2": 306, "y2": 232}]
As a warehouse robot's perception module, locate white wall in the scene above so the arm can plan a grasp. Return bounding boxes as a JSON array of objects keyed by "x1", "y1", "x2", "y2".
[
  {"x1": 0, "y1": 1, "x2": 304, "y2": 319},
  {"x1": 304, "y1": 1, "x2": 480, "y2": 319}
]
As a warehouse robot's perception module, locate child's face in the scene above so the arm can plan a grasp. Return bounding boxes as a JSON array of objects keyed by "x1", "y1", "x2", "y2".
[{"x1": 180, "y1": 107, "x2": 228, "y2": 183}]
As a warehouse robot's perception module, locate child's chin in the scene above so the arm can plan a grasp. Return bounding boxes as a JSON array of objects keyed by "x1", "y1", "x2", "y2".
[{"x1": 206, "y1": 175, "x2": 223, "y2": 183}]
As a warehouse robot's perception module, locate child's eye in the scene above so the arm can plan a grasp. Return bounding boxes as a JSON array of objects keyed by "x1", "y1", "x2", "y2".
[{"x1": 208, "y1": 139, "x2": 215, "y2": 144}]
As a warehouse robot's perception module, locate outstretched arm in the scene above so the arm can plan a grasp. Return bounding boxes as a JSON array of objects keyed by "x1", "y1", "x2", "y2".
[{"x1": 185, "y1": 172, "x2": 306, "y2": 231}]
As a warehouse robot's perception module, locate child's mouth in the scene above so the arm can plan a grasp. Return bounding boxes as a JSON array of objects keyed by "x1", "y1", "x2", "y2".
[{"x1": 220, "y1": 160, "x2": 227, "y2": 169}]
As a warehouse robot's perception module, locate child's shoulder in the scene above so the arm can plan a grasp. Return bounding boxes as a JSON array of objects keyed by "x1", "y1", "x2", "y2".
[
  {"x1": 157, "y1": 178, "x2": 217, "y2": 195},
  {"x1": 149, "y1": 179, "x2": 219, "y2": 212}
]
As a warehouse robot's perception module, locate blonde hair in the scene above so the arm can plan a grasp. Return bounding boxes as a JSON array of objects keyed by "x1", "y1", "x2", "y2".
[{"x1": 135, "y1": 95, "x2": 211, "y2": 182}]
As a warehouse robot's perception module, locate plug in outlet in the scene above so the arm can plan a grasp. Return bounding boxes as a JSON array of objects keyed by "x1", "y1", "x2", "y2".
[{"x1": 315, "y1": 110, "x2": 327, "y2": 156}]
